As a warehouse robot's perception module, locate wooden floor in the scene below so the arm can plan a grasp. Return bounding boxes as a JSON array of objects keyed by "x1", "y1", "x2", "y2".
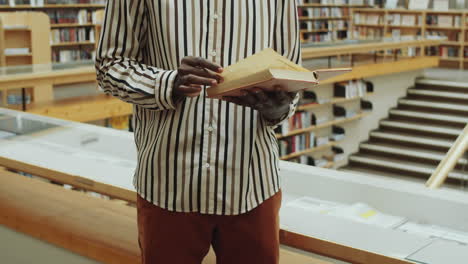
[{"x1": 0, "y1": 170, "x2": 333, "y2": 264}]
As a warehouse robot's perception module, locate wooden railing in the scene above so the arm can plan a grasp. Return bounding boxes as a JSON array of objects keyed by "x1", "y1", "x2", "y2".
[{"x1": 426, "y1": 124, "x2": 468, "y2": 188}]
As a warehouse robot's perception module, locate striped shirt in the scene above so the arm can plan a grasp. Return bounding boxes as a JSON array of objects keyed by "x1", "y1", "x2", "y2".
[{"x1": 95, "y1": 0, "x2": 301, "y2": 215}]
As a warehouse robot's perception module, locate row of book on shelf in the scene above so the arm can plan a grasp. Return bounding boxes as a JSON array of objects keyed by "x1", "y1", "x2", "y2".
[
  {"x1": 45, "y1": 9, "x2": 102, "y2": 25},
  {"x1": 354, "y1": 13, "x2": 465, "y2": 27},
  {"x1": 275, "y1": 103, "x2": 372, "y2": 136},
  {"x1": 426, "y1": 15, "x2": 462, "y2": 27},
  {"x1": 296, "y1": 0, "x2": 354, "y2": 4},
  {"x1": 52, "y1": 48, "x2": 94, "y2": 63},
  {"x1": 50, "y1": 28, "x2": 95, "y2": 44},
  {"x1": 0, "y1": 0, "x2": 105, "y2": 6},
  {"x1": 301, "y1": 31, "x2": 347, "y2": 42},
  {"x1": 300, "y1": 7, "x2": 349, "y2": 18},
  {"x1": 301, "y1": 20, "x2": 347, "y2": 31},
  {"x1": 278, "y1": 126, "x2": 346, "y2": 156}
]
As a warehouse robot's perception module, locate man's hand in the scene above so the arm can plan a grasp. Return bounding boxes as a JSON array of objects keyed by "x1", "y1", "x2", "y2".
[
  {"x1": 223, "y1": 86, "x2": 296, "y2": 122},
  {"x1": 173, "y1": 57, "x2": 224, "y2": 99}
]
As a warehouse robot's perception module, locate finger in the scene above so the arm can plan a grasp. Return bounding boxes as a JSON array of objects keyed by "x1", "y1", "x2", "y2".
[
  {"x1": 183, "y1": 56, "x2": 223, "y2": 73},
  {"x1": 175, "y1": 85, "x2": 202, "y2": 97},
  {"x1": 179, "y1": 64, "x2": 224, "y2": 83},
  {"x1": 180, "y1": 74, "x2": 218, "y2": 86}
]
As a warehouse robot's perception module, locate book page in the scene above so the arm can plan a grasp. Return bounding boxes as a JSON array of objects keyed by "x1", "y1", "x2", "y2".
[{"x1": 220, "y1": 48, "x2": 308, "y2": 84}]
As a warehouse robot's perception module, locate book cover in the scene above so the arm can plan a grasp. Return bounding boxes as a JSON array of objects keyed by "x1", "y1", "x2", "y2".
[{"x1": 207, "y1": 48, "x2": 351, "y2": 98}]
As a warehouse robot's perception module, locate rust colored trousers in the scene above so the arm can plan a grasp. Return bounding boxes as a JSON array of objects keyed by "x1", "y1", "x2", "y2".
[{"x1": 137, "y1": 191, "x2": 282, "y2": 264}]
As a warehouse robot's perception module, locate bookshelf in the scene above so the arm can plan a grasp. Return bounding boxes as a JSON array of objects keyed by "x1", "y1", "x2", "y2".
[
  {"x1": 277, "y1": 111, "x2": 370, "y2": 139},
  {"x1": 352, "y1": 8, "x2": 468, "y2": 69},
  {"x1": 0, "y1": 1, "x2": 105, "y2": 63},
  {"x1": 297, "y1": 92, "x2": 374, "y2": 111},
  {"x1": 275, "y1": 78, "x2": 374, "y2": 167},
  {"x1": 0, "y1": 12, "x2": 51, "y2": 66},
  {"x1": 0, "y1": 17, "x2": 4, "y2": 66},
  {"x1": 0, "y1": 12, "x2": 52, "y2": 108},
  {"x1": 280, "y1": 140, "x2": 340, "y2": 160},
  {"x1": 298, "y1": 0, "x2": 368, "y2": 44}
]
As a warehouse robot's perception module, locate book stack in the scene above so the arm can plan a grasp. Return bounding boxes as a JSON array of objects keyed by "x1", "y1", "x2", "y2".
[
  {"x1": 4, "y1": 0, "x2": 104, "y2": 5},
  {"x1": 334, "y1": 105, "x2": 358, "y2": 119},
  {"x1": 46, "y1": 9, "x2": 98, "y2": 25},
  {"x1": 330, "y1": 126, "x2": 345, "y2": 141},
  {"x1": 425, "y1": 30, "x2": 460, "y2": 42},
  {"x1": 427, "y1": 15, "x2": 462, "y2": 27},
  {"x1": 276, "y1": 111, "x2": 315, "y2": 136},
  {"x1": 50, "y1": 28, "x2": 95, "y2": 44},
  {"x1": 334, "y1": 80, "x2": 369, "y2": 98},
  {"x1": 52, "y1": 48, "x2": 94, "y2": 63},
  {"x1": 326, "y1": 147, "x2": 345, "y2": 162},
  {"x1": 46, "y1": 0, "x2": 106, "y2": 4},
  {"x1": 438, "y1": 47, "x2": 459, "y2": 58},
  {"x1": 4, "y1": 48, "x2": 30, "y2": 55},
  {"x1": 278, "y1": 132, "x2": 316, "y2": 157}
]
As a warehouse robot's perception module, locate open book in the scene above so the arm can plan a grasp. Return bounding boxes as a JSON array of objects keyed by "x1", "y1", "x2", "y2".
[{"x1": 207, "y1": 48, "x2": 351, "y2": 98}]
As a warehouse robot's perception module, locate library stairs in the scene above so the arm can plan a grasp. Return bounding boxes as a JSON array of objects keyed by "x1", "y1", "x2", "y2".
[{"x1": 341, "y1": 78, "x2": 468, "y2": 186}]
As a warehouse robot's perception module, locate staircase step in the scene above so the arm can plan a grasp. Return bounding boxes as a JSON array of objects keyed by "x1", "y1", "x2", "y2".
[
  {"x1": 389, "y1": 109, "x2": 468, "y2": 124},
  {"x1": 408, "y1": 88, "x2": 468, "y2": 100},
  {"x1": 370, "y1": 131, "x2": 453, "y2": 149},
  {"x1": 349, "y1": 155, "x2": 468, "y2": 181},
  {"x1": 416, "y1": 79, "x2": 468, "y2": 91},
  {"x1": 359, "y1": 143, "x2": 467, "y2": 166},
  {"x1": 380, "y1": 120, "x2": 462, "y2": 137},
  {"x1": 398, "y1": 99, "x2": 468, "y2": 112}
]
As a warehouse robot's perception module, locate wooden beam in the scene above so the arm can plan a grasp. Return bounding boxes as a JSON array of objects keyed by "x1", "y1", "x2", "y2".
[
  {"x1": 0, "y1": 155, "x2": 136, "y2": 203},
  {"x1": 25, "y1": 94, "x2": 133, "y2": 122},
  {"x1": 280, "y1": 230, "x2": 413, "y2": 264},
  {"x1": 426, "y1": 124, "x2": 468, "y2": 188},
  {"x1": 0, "y1": 171, "x2": 333, "y2": 264},
  {"x1": 319, "y1": 57, "x2": 439, "y2": 85},
  {"x1": 302, "y1": 39, "x2": 443, "y2": 59},
  {"x1": 0, "y1": 170, "x2": 140, "y2": 264},
  {"x1": 0, "y1": 66, "x2": 96, "y2": 91}
]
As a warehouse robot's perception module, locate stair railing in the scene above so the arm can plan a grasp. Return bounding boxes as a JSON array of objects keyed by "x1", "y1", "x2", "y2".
[{"x1": 426, "y1": 123, "x2": 468, "y2": 189}]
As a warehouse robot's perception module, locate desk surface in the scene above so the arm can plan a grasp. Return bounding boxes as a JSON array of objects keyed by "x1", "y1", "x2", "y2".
[
  {"x1": 0, "y1": 169, "x2": 333, "y2": 264},
  {"x1": 1, "y1": 108, "x2": 468, "y2": 264}
]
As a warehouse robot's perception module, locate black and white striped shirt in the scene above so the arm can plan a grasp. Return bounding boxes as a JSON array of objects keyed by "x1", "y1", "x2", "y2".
[{"x1": 96, "y1": 0, "x2": 301, "y2": 215}]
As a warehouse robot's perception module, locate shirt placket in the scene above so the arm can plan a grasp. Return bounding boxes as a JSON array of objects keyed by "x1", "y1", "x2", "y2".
[{"x1": 202, "y1": 1, "x2": 221, "y2": 171}]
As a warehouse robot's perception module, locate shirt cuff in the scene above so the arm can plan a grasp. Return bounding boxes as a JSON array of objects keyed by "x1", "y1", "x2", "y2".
[{"x1": 154, "y1": 70, "x2": 179, "y2": 110}]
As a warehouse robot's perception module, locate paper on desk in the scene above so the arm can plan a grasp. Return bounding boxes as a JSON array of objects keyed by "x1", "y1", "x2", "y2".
[
  {"x1": 398, "y1": 222, "x2": 468, "y2": 244},
  {"x1": 328, "y1": 203, "x2": 407, "y2": 229},
  {"x1": 285, "y1": 196, "x2": 344, "y2": 214}
]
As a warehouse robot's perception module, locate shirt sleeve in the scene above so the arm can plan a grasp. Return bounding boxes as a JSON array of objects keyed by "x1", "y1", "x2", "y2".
[
  {"x1": 95, "y1": 0, "x2": 178, "y2": 111},
  {"x1": 266, "y1": 0, "x2": 302, "y2": 128}
]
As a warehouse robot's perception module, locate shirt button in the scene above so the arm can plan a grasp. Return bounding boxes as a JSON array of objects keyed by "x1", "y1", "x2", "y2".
[
  {"x1": 205, "y1": 163, "x2": 210, "y2": 168},
  {"x1": 207, "y1": 126, "x2": 214, "y2": 132},
  {"x1": 210, "y1": 51, "x2": 217, "y2": 57},
  {"x1": 213, "y1": 14, "x2": 219, "y2": 20}
]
